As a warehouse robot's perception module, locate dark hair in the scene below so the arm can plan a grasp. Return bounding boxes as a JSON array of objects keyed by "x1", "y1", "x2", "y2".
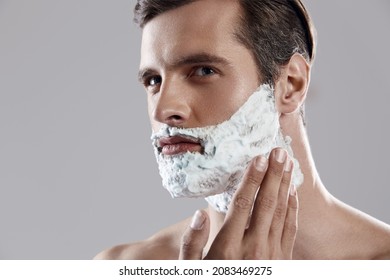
[{"x1": 134, "y1": 0, "x2": 316, "y2": 85}]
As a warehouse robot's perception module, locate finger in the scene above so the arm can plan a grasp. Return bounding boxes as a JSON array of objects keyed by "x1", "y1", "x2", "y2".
[
  {"x1": 269, "y1": 158, "x2": 293, "y2": 240},
  {"x1": 222, "y1": 156, "x2": 268, "y2": 237},
  {"x1": 179, "y1": 210, "x2": 210, "y2": 260},
  {"x1": 281, "y1": 186, "x2": 299, "y2": 257},
  {"x1": 246, "y1": 148, "x2": 287, "y2": 238}
]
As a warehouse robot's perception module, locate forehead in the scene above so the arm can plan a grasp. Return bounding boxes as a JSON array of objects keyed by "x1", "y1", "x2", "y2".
[{"x1": 140, "y1": 0, "x2": 242, "y2": 68}]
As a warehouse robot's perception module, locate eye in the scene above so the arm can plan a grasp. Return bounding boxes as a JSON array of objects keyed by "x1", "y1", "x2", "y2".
[
  {"x1": 142, "y1": 75, "x2": 162, "y2": 95},
  {"x1": 193, "y1": 66, "x2": 216, "y2": 77},
  {"x1": 145, "y1": 76, "x2": 162, "y2": 87}
]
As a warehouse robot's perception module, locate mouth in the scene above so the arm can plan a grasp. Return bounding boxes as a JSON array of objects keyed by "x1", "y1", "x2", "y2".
[{"x1": 157, "y1": 135, "x2": 203, "y2": 156}]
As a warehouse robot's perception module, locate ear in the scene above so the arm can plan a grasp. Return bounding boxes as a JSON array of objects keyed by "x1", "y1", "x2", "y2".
[{"x1": 274, "y1": 53, "x2": 310, "y2": 114}]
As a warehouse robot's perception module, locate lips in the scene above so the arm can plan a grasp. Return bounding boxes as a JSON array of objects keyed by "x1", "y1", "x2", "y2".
[{"x1": 157, "y1": 135, "x2": 203, "y2": 156}]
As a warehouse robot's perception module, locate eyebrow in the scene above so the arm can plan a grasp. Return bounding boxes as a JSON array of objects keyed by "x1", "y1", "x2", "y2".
[{"x1": 138, "y1": 52, "x2": 230, "y2": 83}]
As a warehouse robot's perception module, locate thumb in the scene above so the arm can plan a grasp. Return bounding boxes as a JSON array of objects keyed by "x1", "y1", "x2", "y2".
[{"x1": 179, "y1": 209, "x2": 210, "y2": 260}]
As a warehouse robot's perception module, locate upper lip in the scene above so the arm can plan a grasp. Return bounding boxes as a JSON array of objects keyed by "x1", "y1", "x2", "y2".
[{"x1": 157, "y1": 135, "x2": 201, "y2": 148}]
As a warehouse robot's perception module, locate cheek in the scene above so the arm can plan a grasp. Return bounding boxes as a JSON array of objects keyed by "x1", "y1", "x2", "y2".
[
  {"x1": 147, "y1": 99, "x2": 159, "y2": 132},
  {"x1": 150, "y1": 121, "x2": 160, "y2": 133},
  {"x1": 183, "y1": 80, "x2": 257, "y2": 126},
  {"x1": 205, "y1": 81, "x2": 257, "y2": 122}
]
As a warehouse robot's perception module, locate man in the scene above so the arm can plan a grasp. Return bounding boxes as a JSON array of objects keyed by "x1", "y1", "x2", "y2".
[{"x1": 95, "y1": 0, "x2": 390, "y2": 259}]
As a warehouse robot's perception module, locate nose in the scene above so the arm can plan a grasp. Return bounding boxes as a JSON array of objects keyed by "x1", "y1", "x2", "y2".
[{"x1": 152, "y1": 79, "x2": 191, "y2": 127}]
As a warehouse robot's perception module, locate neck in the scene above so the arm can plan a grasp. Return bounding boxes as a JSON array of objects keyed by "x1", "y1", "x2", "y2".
[{"x1": 204, "y1": 112, "x2": 333, "y2": 257}]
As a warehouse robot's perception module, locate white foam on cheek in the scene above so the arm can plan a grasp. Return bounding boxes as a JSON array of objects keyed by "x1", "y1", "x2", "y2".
[{"x1": 151, "y1": 84, "x2": 303, "y2": 213}]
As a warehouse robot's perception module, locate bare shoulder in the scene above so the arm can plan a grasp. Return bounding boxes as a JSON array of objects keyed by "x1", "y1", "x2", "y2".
[
  {"x1": 93, "y1": 239, "x2": 174, "y2": 260},
  {"x1": 365, "y1": 215, "x2": 390, "y2": 259},
  {"x1": 93, "y1": 217, "x2": 191, "y2": 260},
  {"x1": 335, "y1": 199, "x2": 390, "y2": 259}
]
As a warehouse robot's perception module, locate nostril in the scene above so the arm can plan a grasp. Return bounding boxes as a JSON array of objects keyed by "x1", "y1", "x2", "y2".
[
  {"x1": 169, "y1": 115, "x2": 182, "y2": 120},
  {"x1": 164, "y1": 114, "x2": 185, "y2": 126}
]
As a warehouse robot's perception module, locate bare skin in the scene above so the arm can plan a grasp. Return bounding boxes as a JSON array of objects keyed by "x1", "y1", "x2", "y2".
[{"x1": 94, "y1": 0, "x2": 390, "y2": 260}]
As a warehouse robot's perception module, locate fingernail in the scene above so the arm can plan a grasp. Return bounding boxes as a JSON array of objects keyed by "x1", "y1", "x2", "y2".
[
  {"x1": 284, "y1": 158, "x2": 293, "y2": 172},
  {"x1": 255, "y1": 156, "x2": 267, "y2": 172},
  {"x1": 276, "y1": 149, "x2": 287, "y2": 163},
  {"x1": 190, "y1": 210, "x2": 205, "y2": 230},
  {"x1": 289, "y1": 185, "x2": 297, "y2": 196}
]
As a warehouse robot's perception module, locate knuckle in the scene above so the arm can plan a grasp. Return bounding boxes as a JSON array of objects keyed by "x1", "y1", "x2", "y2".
[
  {"x1": 244, "y1": 173, "x2": 262, "y2": 189},
  {"x1": 281, "y1": 175, "x2": 291, "y2": 186},
  {"x1": 288, "y1": 199, "x2": 299, "y2": 211},
  {"x1": 180, "y1": 232, "x2": 198, "y2": 252},
  {"x1": 284, "y1": 221, "x2": 298, "y2": 236},
  {"x1": 180, "y1": 242, "x2": 192, "y2": 253},
  {"x1": 270, "y1": 248, "x2": 284, "y2": 260},
  {"x1": 244, "y1": 249, "x2": 265, "y2": 260},
  {"x1": 270, "y1": 214, "x2": 285, "y2": 231},
  {"x1": 233, "y1": 195, "x2": 254, "y2": 210},
  {"x1": 273, "y1": 206, "x2": 286, "y2": 221},
  {"x1": 259, "y1": 196, "x2": 277, "y2": 212},
  {"x1": 269, "y1": 164, "x2": 283, "y2": 177},
  {"x1": 180, "y1": 239, "x2": 196, "y2": 254},
  {"x1": 207, "y1": 243, "x2": 237, "y2": 260},
  {"x1": 220, "y1": 249, "x2": 236, "y2": 260}
]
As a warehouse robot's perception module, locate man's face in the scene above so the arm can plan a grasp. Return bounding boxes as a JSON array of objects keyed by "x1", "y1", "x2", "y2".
[
  {"x1": 139, "y1": 0, "x2": 260, "y2": 133},
  {"x1": 138, "y1": 0, "x2": 304, "y2": 212}
]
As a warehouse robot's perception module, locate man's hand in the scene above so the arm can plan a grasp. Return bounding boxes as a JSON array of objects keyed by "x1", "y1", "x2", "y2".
[{"x1": 179, "y1": 148, "x2": 298, "y2": 260}]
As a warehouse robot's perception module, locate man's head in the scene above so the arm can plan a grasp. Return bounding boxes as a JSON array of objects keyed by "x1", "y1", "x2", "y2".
[{"x1": 134, "y1": 0, "x2": 311, "y2": 211}]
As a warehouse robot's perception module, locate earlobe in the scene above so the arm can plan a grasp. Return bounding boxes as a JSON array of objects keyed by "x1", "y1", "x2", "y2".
[{"x1": 275, "y1": 53, "x2": 310, "y2": 114}]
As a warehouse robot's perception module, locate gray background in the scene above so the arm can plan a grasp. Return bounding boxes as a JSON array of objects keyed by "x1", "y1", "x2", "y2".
[{"x1": 0, "y1": 0, "x2": 389, "y2": 259}]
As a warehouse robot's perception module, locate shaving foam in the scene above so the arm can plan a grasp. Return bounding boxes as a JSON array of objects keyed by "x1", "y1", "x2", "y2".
[{"x1": 151, "y1": 84, "x2": 303, "y2": 212}]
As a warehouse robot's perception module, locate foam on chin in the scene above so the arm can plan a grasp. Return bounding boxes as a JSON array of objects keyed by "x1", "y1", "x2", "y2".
[{"x1": 151, "y1": 84, "x2": 303, "y2": 213}]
